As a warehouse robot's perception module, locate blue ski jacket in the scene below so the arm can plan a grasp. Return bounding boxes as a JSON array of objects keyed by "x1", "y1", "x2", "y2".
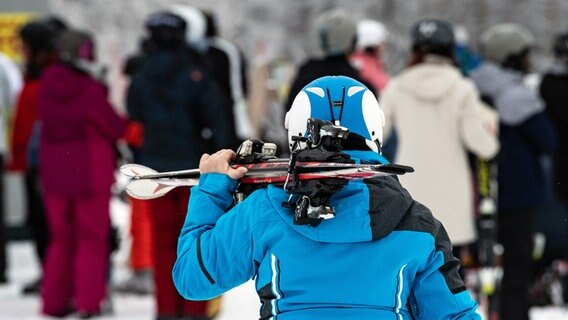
[{"x1": 173, "y1": 152, "x2": 481, "y2": 320}]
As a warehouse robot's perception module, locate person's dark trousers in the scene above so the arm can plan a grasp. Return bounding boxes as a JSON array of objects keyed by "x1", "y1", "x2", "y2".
[
  {"x1": 498, "y1": 207, "x2": 534, "y2": 320},
  {"x1": 0, "y1": 155, "x2": 6, "y2": 283},
  {"x1": 25, "y1": 167, "x2": 48, "y2": 265},
  {"x1": 149, "y1": 188, "x2": 218, "y2": 319}
]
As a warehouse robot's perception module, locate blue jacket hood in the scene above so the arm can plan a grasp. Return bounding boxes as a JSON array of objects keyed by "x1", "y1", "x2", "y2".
[{"x1": 266, "y1": 151, "x2": 412, "y2": 244}]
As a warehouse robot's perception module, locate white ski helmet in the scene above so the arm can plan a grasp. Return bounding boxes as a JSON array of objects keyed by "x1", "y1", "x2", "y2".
[
  {"x1": 479, "y1": 23, "x2": 534, "y2": 64},
  {"x1": 313, "y1": 8, "x2": 357, "y2": 56},
  {"x1": 355, "y1": 19, "x2": 388, "y2": 50},
  {"x1": 167, "y1": 4, "x2": 206, "y2": 47},
  {"x1": 285, "y1": 76, "x2": 385, "y2": 153},
  {"x1": 453, "y1": 24, "x2": 470, "y2": 46}
]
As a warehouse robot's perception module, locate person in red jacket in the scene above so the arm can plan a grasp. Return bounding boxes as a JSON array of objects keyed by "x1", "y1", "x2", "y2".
[
  {"x1": 8, "y1": 17, "x2": 67, "y2": 294},
  {"x1": 38, "y1": 30, "x2": 126, "y2": 318}
]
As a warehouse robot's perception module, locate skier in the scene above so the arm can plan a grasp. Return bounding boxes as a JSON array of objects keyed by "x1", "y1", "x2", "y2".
[
  {"x1": 471, "y1": 23, "x2": 557, "y2": 320},
  {"x1": 535, "y1": 31, "x2": 568, "y2": 307},
  {"x1": 173, "y1": 75, "x2": 482, "y2": 319},
  {"x1": 379, "y1": 19, "x2": 499, "y2": 256},
  {"x1": 127, "y1": 12, "x2": 232, "y2": 320},
  {"x1": 8, "y1": 17, "x2": 67, "y2": 295},
  {"x1": 167, "y1": 5, "x2": 251, "y2": 150},
  {"x1": 350, "y1": 19, "x2": 390, "y2": 92},
  {"x1": 201, "y1": 9, "x2": 252, "y2": 146},
  {"x1": 38, "y1": 29, "x2": 126, "y2": 317}
]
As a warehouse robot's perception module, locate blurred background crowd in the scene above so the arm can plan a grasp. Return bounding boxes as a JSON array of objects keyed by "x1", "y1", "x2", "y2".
[{"x1": 0, "y1": 0, "x2": 567, "y2": 320}]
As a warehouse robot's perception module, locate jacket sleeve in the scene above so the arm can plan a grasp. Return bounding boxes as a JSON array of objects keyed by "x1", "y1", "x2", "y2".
[
  {"x1": 458, "y1": 83, "x2": 500, "y2": 160},
  {"x1": 517, "y1": 112, "x2": 557, "y2": 154},
  {"x1": 540, "y1": 76, "x2": 568, "y2": 127},
  {"x1": 8, "y1": 83, "x2": 40, "y2": 172},
  {"x1": 173, "y1": 173, "x2": 256, "y2": 300},
  {"x1": 410, "y1": 218, "x2": 481, "y2": 320},
  {"x1": 88, "y1": 85, "x2": 127, "y2": 142},
  {"x1": 126, "y1": 76, "x2": 143, "y2": 122}
]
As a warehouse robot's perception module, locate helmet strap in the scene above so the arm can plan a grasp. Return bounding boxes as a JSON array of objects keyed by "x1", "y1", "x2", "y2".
[{"x1": 325, "y1": 86, "x2": 346, "y2": 126}]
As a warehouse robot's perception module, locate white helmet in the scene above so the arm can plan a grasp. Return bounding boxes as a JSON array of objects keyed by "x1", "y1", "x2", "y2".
[
  {"x1": 356, "y1": 20, "x2": 388, "y2": 50},
  {"x1": 453, "y1": 24, "x2": 470, "y2": 46},
  {"x1": 285, "y1": 76, "x2": 384, "y2": 153},
  {"x1": 313, "y1": 8, "x2": 357, "y2": 56},
  {"x1": 479, "y1": 23, "x2": 534, "y2": 64},
  {"x1": 167, "y1": 4, "x2": 206, "y2": 47}
]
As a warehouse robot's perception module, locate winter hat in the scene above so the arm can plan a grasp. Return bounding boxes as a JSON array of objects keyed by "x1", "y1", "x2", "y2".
[
  {"x1": 479, "y1": 23, "x2": 534, "y2": 64},
  {"x1": 313, "y1": 8, "x2": 357, "y2": 56},
  {"x1": 144, "y1": 11, "x2": 187, "y2": 46},
  {"x1": 56, "y1": 30, "x2": 95, "y2": 63},
  {"x1": 355, "y1": 20, "x2": 388, "y2": 50}
]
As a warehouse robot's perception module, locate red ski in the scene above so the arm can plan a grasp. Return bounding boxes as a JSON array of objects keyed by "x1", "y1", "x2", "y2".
[{"x1": 120, "y1": 161, "x2": 413, "y2": 200}]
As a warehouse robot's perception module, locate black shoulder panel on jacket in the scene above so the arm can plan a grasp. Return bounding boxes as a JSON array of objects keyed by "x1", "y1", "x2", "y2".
[
  {"x1": 396, "y1": 200, "x2": 466, "y2": 293},
  {"x1": 364, "y1": 175, "x2": 413, "y2": 241}
]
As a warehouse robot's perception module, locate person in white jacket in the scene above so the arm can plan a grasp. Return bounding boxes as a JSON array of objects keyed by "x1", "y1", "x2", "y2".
[{"x1": 380, "y1": 19, "x2": 499, "y2": 251}]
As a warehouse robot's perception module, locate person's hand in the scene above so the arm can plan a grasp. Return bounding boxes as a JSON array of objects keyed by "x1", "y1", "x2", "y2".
[{"x1": 199, "y1": 149, "x2": 248, "y2": 180}]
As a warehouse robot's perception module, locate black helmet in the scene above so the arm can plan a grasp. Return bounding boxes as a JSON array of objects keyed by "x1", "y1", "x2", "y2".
[
  {"x1": 553, "y1": 32, "x2": 568, "y2": 61},
  {"x1": 144, "y1": 12, "x2": 186, "y2": 47},
  {"x1": 411, "y1": 18, "x2": 455, "y2": 58}
]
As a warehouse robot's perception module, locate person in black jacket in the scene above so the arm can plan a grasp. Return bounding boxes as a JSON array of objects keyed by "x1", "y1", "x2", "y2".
[
  {"x1": 126, "y1": 12, "x2": 232, "y2": 320},
  {"x1": 540, "y1": 32, "x2": 568, "y2": 207},
  {"x1": 201, "y1": 10, "x2": 251, "y2": 148},
  {"x1": 539, "y1": 32, "x2": 568, "y2": 272},
  {"x1": 285, "y1": 8, "x2": 372, "y2": 112},
  {"x1": 471, "y1": 24, "x2": 557, "y2": 320},
  {"x1": 167, "y1": 5, "x2": 250, "y2": 151}
]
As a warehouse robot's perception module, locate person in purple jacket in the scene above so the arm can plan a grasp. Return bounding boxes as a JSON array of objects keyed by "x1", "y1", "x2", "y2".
[{"x1": 37, "y1": 30, "x2": 126, "y2": 318}]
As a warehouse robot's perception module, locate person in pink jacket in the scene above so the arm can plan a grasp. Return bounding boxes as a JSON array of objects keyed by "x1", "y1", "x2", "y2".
[
  {"x1": 350, "y1": 19, "x2": 390, "y2": 93},
  {"x1": 38, "y1": 30, "x2": 126, "y2": 318}
]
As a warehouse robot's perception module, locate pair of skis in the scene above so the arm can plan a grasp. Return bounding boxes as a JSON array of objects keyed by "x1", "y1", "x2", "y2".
[
  {"x1": 476, "y1": 158, "x2": 502, "y2": 319},
  {"x1": 120, "y1": 160, "x2": 413, "y2": 200}
]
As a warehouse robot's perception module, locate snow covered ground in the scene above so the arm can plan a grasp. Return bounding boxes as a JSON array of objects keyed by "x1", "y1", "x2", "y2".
[
  {"x1": 0, "y1": 241, "x2": 260, "y2": 320},
  {"x1": 1, "y1": 197, "x2": 566, "y2": 320}
]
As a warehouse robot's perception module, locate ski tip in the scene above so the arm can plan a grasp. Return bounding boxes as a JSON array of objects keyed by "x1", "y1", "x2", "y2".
[
  {"x1": 120, "y1": 163, "x2": 158, "y2": 178},
  {"x1": 379, "y1": 164, "x2": 414, "y2": 175},
  {"x1": 125, "y1": 179, "x2": 176, "y2": 200}
]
